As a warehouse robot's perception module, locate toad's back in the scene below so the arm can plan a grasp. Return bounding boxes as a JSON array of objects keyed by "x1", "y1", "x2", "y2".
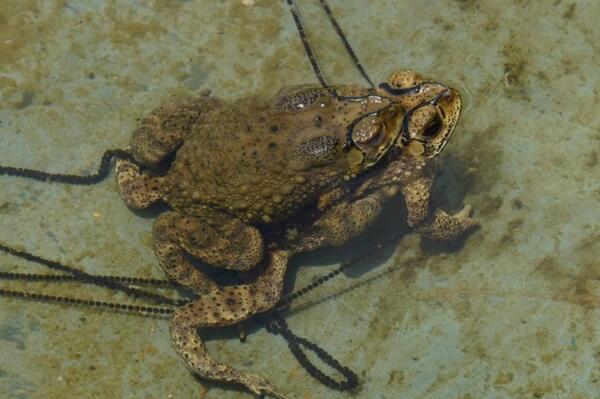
[{"x1": 160, "y1": 90, "x2": 355, "y2": 224}]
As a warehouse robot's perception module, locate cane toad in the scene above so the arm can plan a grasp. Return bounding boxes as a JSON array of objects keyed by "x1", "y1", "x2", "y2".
[{"x1": 116, "y1": 69, "x2": 476, "y2": 398}]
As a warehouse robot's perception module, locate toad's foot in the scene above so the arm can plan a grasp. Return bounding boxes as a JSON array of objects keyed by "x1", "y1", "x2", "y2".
[
  {"x1": 116, "y1": 158, "x2": 161, "y2": 209},
  {"x1": 171, "y1": 310, "x2": 291, "y2": 399},
  {"x1": 418, "y1": 204, "x2": 478, "y2": 241},
  {"x1": 170, "y1": 251, "x2": 290, "y2": 398}
]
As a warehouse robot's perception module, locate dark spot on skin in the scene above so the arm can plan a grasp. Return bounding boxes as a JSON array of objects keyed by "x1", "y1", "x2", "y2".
[
  {"x1": 87, "y1": 72, "x2": 96, "y2": 79},
  {"x1": 225, "y1": 298, "x2": 236, "y2": 306},
  {"x1": 268, "y1": 142, "x2": 277, "y2": 149},
  {"x1": 270, "y1": 125, "x2": 279, "y2": 133}
]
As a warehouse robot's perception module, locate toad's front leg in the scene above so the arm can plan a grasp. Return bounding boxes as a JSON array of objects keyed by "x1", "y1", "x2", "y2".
[
  {"x1": 401, "y1": 164, "x2": 477, "y2": 240},
  {"x1": 289, "y1": 189, "x2": 392, "y2": 254},
  {"x1": 170, "y1": 250, "x2": 291, "y2": 399}
]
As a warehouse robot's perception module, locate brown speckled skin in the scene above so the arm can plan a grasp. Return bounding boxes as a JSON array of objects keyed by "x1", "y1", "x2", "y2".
[
  {"x1": 159, "y1": 86, "x2": 400, "y2": 225},
  {"x1": 116, "y1": 70, "x2": 477, "y2": 398}
]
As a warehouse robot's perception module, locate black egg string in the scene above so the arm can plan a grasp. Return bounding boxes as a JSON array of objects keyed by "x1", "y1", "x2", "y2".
[
  {"x1": 0, "y1": 1, "x2": 396, "y2": 391},
  {"x1": 266, "y1": 314, "x2": 360, "y2": 391},
  {"x1": 0, "y1": 222, "x2": 400, "y2": 391},
  {"x1": 0, "y1": 241, "x2": 186, "y2": 307},
  {"x1": 0, "y1": 143, "x2": 371, "y2": 390},
  {"x1": 0, "y1": 231, "x2": 400, "y2": 316},
  {"x1": 0, "y1": 140, "x2": 400, "y2": 391},
  {"x1": 0, "y1": 270, "x2": 173, "y2": 287},
  {"x1": 0, "y1": 149, "x2": 133, "y2": 185},
  {"x1": 317, "y1": 0, "x2": 374, "y2": 87},
  {"x1": 0, "y1": 287, "x2": 174, "y2": 316},
  {"x1": 286, "y1": 0, "x2": 374, "y2": 94}
]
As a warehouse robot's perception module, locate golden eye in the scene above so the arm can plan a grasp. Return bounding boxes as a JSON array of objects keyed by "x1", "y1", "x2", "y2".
[{"x1": 352, "y1": 117, "x2": 384, "y2": 145}]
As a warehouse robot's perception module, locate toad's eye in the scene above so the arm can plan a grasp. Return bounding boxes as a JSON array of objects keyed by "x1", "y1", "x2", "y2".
[
  {"x1": 423, "y1": 114, "x2": 443, "y2": 137},
  {"x1": 352, "y1": 116, "x2": 384, "y2": 145}
]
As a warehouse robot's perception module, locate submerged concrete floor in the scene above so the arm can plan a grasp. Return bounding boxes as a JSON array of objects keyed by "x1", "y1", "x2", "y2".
[{"x1": 1, "y1": 0, "x2": 600, "y2": 398}]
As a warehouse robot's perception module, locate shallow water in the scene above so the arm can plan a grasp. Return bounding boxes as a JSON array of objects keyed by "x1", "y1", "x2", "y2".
[{"x1": 1, "y1": 1, "x2": 599, "y2": 398}]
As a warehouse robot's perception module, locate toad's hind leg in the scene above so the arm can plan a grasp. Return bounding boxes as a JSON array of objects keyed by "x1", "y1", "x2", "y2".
[
  {"x1": 130, "y1": 92, "x2": 223, "y2": 167},
  {"x1": 171, "y1": 250, "x2": 290, "y2": 399},
  {"x1": 153, "y1": 211, "x2": 264, "y2": 292}
]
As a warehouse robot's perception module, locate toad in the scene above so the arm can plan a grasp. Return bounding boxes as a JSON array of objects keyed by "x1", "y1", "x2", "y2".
[{"x1": 116, "y1": 69, "x2": 476, "y2": 398}]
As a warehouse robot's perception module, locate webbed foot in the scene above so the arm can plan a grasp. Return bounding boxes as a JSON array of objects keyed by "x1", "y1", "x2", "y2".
[
  {"x1": 116, "y1": 158, "x2": 162, "y2": 209},
  {"x1": 169, "y1": 251, "x2": 291, "y2": 398}
]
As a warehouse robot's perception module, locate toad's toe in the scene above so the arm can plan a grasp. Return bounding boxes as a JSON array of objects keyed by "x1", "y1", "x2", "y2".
[{"x1": 116, "y1": 159, "x2": 162, "y2": 209}]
